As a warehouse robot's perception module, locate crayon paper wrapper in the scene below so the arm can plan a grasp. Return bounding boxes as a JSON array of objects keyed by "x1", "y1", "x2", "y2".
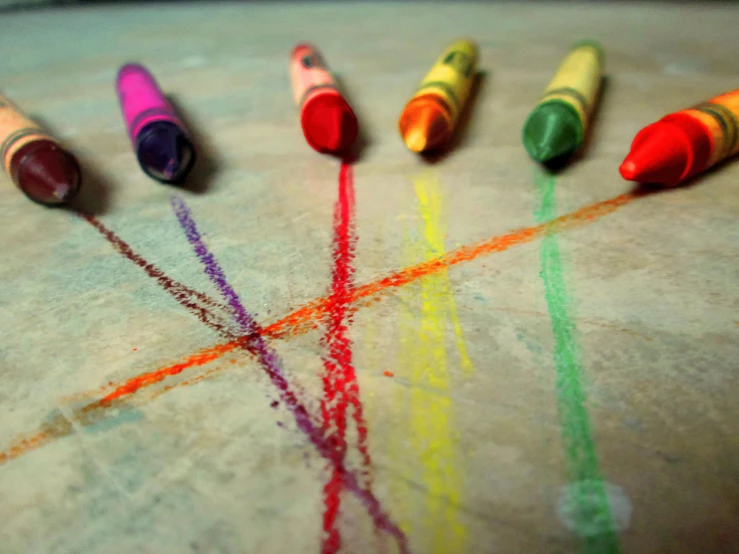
[
  {"x1": 116, "y1": 65, "x2": 183, "y2": 143},
  {"x1": 411, "y1": 39, "x2": 478, "y2": 121},
  {"x1": 540, "y1": 44, "x2": 603, "y2": 132},
  {"x1": 290, "y1": 45, "x2": 338, "y2": 107},
  {"x1": 682, "y1": 90, "x2": 739, "y2": 166},
  {"x1": 0, "y1": 95, "x2": 50, "y2": 175}
]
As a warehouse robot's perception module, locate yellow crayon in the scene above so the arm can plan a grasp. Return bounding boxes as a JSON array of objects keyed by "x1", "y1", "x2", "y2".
[
  {"x1": 522, "y1": 40, "x2": 605, "y2": 163},
  {"x1": 399, "y1": 39, "x2": 478, "y2": 153}
]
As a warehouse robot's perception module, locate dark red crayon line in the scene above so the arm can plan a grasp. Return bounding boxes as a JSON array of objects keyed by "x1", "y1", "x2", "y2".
[
  {"x1": 73, "y1": 191, "x2": 636, "y2": 409},
  {"x1": 320, "y1": 164, "x2": 373, "y2": 554},
  {"x1": 169, "y1": 193, "x2": 406, "y2": 552},
  {"x1": 1, "y1": 193, "x2": 638, "y2": 471},
  {"x1": 81, "y1": 212, "x2": 239, "y2": 340},
  {"x1": 82, "y1": 208, "x2": 409, "y2": 552}
]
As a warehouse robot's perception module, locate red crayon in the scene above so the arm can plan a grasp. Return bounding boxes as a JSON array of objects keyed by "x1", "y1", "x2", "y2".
[
  {"x1": 0, "y1": 93, "x2": 81, "y2": 206},
  {"x1": 289, "y1": 44, "x2": 358, "y2": 154},
  {"x1": 620, "y1": 89, "x2": 739, "y2": 186}
]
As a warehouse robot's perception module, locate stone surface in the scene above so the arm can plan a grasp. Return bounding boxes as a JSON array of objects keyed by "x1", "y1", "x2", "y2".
[{"x1": 0, "y1": 3, "x2": 738, "y2": 554}]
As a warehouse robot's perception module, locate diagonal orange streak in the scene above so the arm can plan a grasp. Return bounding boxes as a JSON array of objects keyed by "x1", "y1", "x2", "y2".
[{"x1": 0, "y1": 191, "x2": 637, "y2": 466}]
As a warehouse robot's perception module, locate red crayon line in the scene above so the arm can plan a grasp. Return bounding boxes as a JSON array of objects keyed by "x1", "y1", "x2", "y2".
[
  {"x1": 82, "y1": 191, "x2": 635, "y2": 408},
  {"x1": 83, "y1": 211, "x2": 411, "y2": 551},
  {"x1": 320, "y1": 164, "x2": 373, "y2": 554},
  {"x1": 1, "y1": 191, "x2": 638, "y2": 468}
]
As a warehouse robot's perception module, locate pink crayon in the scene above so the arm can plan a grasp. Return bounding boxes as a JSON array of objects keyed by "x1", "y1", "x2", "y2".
[{"x1": 115, "y1": 63, "x2": 195, "y2": 183}]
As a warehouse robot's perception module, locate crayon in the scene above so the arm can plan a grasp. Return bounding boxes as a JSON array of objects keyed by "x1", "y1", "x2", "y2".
[
  {"x1": 0, "y1": 93, "x2": 81, "y2": 206},
  {"x1": 116, "y1": 63, "x2": 195, "y2": 184},
  {"x1": 290, "y1": 44, "x2": 358, "y2": 154},
  {"x1": 522, "y1": 40, "x2": 605, "y2": 163},
  {"x1": 620, "y1": 89, "x2": 739, "y2": 185},
  {"x1": 398, "y1": 39, "x2": 478, "y2": 153}
]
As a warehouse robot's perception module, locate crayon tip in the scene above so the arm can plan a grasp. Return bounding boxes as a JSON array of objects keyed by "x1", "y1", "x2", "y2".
[
  {"x1": 523, "y1": 101, "x2": 582, "y2": 163},
  {"x1": 301, "y1": 94, "x2": 358, "y2": 154},
  {"x1": 12, "y1": 140, "x2": 81, "y2": 206},
  {"x1": 136, "y1": 121, "x2": 195, "y2": 184},
  {"x1": 399, "y1": 100, "x2": 451, "y2": 153},
  {"x1": 619, "y1": 124, "x2": 689, "y2": 184},
  {"x1": 618, "y1": 160, "x2": 638, "y2": 181},
  {"x1": 405, "y1": 130, "x2": 428, "y2": 153}
]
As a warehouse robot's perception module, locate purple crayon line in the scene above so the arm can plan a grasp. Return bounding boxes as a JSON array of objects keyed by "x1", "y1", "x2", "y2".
[
  {"x1": 169, "y1": 195, "x2": 410, "y2": 553},
  {"x1": 116, "y1": 63, "x2": 195, "y2": 184}
]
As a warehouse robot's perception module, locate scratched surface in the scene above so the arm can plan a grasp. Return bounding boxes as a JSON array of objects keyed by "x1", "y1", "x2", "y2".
[{"x1": 1, "y1": 3, "x2": 738, "y2": 554}]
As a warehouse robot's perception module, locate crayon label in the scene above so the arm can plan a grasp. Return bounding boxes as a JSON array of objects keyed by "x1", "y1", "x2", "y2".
[
  {"x1": 0, "y1": 95, "x2": 50, "y2": 175},
  {"x1": 538, "y1": 44, "x2": 603, "y2": 132},
  {"x1": 290, "y1": 45, "x2": 338, "y2": 107},
  {"x1": 683, "y1": 90, "x2": 739, "y2": 167},
  {"x1": 116, "y1": 64, "x2": 182, "y2": 143},
  {"x1": 411, "y1": 39, "x2": 478, "y2": 121}
]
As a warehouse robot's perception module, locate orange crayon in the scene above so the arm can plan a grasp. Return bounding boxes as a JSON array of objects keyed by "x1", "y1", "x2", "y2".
[
  {"x1": 621, "y1": 89, "x2": 739, "y2": 185},
  {"x1": 290, "y1": 44, "x2": 358, "y2": 154},
  {"x1": 399, "y1": 39, "x2": 478, "y2": 153}
]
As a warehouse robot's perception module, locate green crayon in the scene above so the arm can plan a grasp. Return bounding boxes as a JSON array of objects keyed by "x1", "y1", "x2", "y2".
[{"x1": 523, "y1": 41, "x2": 605, "y2": 163}]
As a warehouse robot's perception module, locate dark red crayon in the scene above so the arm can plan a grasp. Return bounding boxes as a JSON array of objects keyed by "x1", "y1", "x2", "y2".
[{"x1": 0, "y1": 93, "x2": 81, "y2": 206}]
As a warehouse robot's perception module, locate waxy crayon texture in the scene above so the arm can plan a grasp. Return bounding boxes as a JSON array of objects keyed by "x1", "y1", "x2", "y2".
[
  {"x1": 0, "y1": 94, "x2": 49, "y2": 174},
  {"x1": 290, "y1": 44, "x2": 336, "y2": 106},
  {"x1": 319, "y1": 164, "x2": 373, "y2": 554},
  {"x1": 621, "y1": 89, "x2": 739, "y2": 185},
  {"x1": 408, "y1": 39, "x2": 478, "y2": 121},
  {"x1": 82, "y1": 213, "x2": 239, "y2": 342},
  {"x1": 1, "y1": 190, "x2": 639, "y2": 473},
  {"x1": 393, "y1": 172, "x2": 469, "y2": 553},
  {"x1": 290, "y1": 44, "x2": 358, "y2": 153},
  {"x1": 170, "y1": 195, "x2": 407, "y2": 552},
  {"x1": 116, "y1": 63, "x2": 195, "y2": 183},
  {"x1": 87, "y1": 191, "x2": 637, "y2": 408},
  {"x1": 116, "y1": 63, "x2": 184, "y2": 142},
  {"x1": 523, "y1": 41, "x2": 604, "y2": 163},
  {"x1": 539, "y1": 41, "x2": 603, "y2": 132},
  {"x1": 533, "y1": 168, "x2": 620, "y2": 553},
  {"x1": 399, "y1": 39, "x2": 477, "y2": 152},
  {"x1": 0, "y1": 94, "x2": 81, "y2": 205}
]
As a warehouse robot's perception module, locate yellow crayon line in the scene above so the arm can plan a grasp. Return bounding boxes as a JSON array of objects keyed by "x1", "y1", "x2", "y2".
[
  {"x1": 393, "y1": 228, "x2": 424, "y2": 538},
  {"x1": 411, "y1": 172, "x2": 474, "y2": 373},
  {"x1": 393, "y1": 171, "x2": 470, "y2": 553}
]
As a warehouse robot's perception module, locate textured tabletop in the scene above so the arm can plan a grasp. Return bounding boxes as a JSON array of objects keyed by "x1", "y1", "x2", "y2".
[{"x1": 0, "y1": 2, "x2": 738, "y2": 554}]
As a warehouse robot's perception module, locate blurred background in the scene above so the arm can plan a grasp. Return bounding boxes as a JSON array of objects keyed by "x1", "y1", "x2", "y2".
[{"x1": 0, "y1": 0, "x2": 735, "y2": 8}]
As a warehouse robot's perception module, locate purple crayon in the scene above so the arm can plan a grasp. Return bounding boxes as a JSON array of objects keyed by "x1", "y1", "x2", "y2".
[{"x1": 115, "y1": 63, "x2": 195, "y2": 184}]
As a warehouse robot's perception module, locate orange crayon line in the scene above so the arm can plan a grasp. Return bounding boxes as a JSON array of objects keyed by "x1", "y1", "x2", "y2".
[
  {"x1": 0, "y1": 431, "x2": 56, "y2": 465},
  {"x1": 0, "y1": 191, "x2": 637, "y2": 466},
  {"x1": 100, "y1": 337, "x2": 246, "y2": 404}
]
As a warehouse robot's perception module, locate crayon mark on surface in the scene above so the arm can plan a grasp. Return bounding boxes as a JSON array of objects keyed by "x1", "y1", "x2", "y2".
[
  {"x1": 169, "y1": 193, "x2": 407, "y2": 551},
  {"x1": 0, "y1": 215, "x2": 259, "y2": 466},
  {"x1": 533, "y1": 168, "x2": 620, "y2": 554},
  {"x1": 395, "y1": 172, "x2": 467, "y2": 553},
  {"x1": 319, "y1": 163, "x2": 373, "y2": 554},
  {"x1": 412, "y1": 172, "x2": 473, "y2": 373},
  {"x1": 557, "y1": 481, "x2": 633, "y2": 537},
  {"x1": 0, "y1": 191, "x2": 637, "y2": 468},
  {"x1": 81, "y1": 212, "x2": 239, "y2": 340},
  {"x1": 261, "y1": 190, "x2": 635, "y2": 342}
]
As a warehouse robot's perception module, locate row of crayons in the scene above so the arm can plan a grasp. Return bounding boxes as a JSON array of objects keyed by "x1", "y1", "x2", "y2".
[{"x1": 1, "y1": 39, "x2": 738, "y2": 208}]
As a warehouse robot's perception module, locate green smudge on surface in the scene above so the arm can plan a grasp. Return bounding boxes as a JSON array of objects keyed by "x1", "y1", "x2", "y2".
[{"x1": 533, "y1": 167, "x2": 620, "y2": 554}]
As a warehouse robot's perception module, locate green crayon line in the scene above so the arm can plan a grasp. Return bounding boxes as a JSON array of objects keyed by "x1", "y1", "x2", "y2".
[{"x1": 533, "y1": 167, "x2": 620, "y2": 554}]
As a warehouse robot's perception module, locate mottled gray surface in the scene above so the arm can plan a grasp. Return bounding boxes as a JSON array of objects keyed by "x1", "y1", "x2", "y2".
[{"x1": 0, "y1": 3, "x2": 738, "y2": 554}]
